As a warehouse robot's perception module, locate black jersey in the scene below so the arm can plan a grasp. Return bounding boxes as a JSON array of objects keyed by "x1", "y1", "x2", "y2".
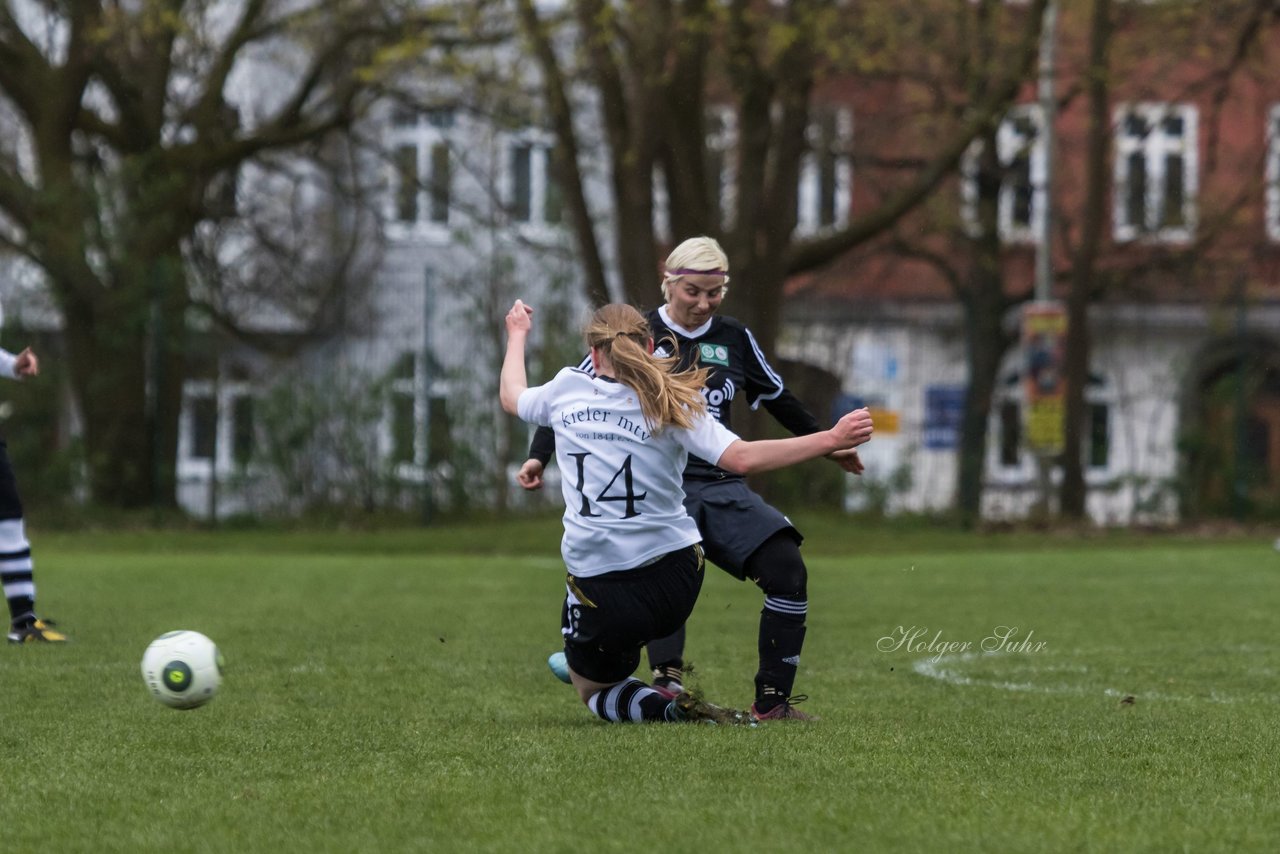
[{"x1": 529, "y1": 305, "x2": 821, "y2": 480}]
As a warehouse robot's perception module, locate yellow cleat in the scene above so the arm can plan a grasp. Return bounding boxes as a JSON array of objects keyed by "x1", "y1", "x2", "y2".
[{"x1": 7, "y1": 618, "x2": 68, "y2": 644}]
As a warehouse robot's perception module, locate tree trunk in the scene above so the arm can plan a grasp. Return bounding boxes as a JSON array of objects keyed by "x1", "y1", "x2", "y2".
[
  {"x1": 956, "y1": 284, "x2": 1011, "y2": 527},
  {"x1": 58, "y1": 263, "x2": 187, "y2": 509},
  {"x1": 734, "y1": 250, "x2": 788, "y2": 372},
  {"x1": 1060, "y1": 0, "x2": 1112, "y2": 519}
]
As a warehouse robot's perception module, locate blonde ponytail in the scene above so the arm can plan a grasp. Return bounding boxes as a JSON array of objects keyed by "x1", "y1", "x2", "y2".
[{"x1": 586, "y1": 304, "x2": 708, "y2": 432}]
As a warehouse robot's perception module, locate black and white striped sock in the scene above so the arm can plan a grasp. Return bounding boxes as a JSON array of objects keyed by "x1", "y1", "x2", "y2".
[
  {"x1": 586, "y1": 677, "x2": 672, "y2": 723},
  {"x1": 0, "y1": 518, "x2": 35, "y2": 624}
]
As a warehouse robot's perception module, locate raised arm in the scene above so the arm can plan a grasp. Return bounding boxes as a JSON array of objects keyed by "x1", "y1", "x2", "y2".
[{"x1": 500, "y1": 300, "x2": 534, "y2": 415}]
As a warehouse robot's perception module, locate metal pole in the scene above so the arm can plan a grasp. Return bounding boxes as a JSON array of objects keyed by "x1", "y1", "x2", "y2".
[
  {"x1": 208, "y1": 355, "x2": 220, "y2": 523},
  {"x1": 148, "y1": 264, "x2": 164, "y2": 522},
  {"x1": 1035, "y1": 0, "x2": 1057, "y2": 302},
  {"x1": 1032, "y1": 0, "x2": 1059, "y2": 519},
  {"x1": 1233, "y1": 274, "x2": 1248, "y2": 520},
  {"x1": 421, "y1": 266, "x2": 434, "y2": 525}
]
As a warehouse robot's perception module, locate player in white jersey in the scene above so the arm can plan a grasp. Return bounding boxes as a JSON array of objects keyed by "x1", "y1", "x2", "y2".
[
  {"x1": 0, "y1": 342, "x2": 67, "y2": 643},
  {"x1": 500, "y1": 300, "x2": 872, "y2": 724},
  {"x1": 521, "y1": 236, "x2": 863, "y2": 720}
]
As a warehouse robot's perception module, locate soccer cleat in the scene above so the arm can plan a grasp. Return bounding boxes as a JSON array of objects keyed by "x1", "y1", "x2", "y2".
[
  {"x1": 666, "y1": 691, "x2": 755, "y2": 726},
  {"x1": 7, "y1": 617, "x2": 68, "y2": 644},
  {"x1": 650, "y1": 679, "x2": 684, "y2": 701},
  {"x1": 750, "y1": 694, "x2": 818, "y2": 722}
]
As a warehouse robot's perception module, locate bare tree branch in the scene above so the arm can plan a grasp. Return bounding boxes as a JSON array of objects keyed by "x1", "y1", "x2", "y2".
[{"x1": 784, "y1": 0, "x2": 1050, "y2": 276}]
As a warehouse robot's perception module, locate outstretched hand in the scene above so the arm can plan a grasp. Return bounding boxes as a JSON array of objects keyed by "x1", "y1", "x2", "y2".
[
  {"x1": 831, "y1": 407, "x2": 874, "y2": 450},
  {"x1": 506, "y1": 299, "x2": 533, "y2": 336},
  {"x1": 13, "y1": 347, "x2": 38, "y2": 378},
  {"x1": 827, "y1": 448, "x2": 864, "y2": 475}
]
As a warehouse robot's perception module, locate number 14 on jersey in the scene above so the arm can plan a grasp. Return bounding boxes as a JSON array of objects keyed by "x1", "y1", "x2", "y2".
[{"x1": 566, "y1": 452, "x2": 647, "y2": 518}]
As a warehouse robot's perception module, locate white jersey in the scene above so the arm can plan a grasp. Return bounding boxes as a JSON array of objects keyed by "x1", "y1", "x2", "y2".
[
  {"x1": 518, "y1": 367, "x2": 739, "y2": 577},
  {"x1": 0, "y1": 296, "x2": 18, "y2": 380},
  {"x1": 0, "y1": 349, "x2": 19, "y2": 380}
]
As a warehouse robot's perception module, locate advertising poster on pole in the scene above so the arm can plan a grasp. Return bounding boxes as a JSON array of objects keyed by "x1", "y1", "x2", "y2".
[{"x1": 1022, "y1": 302, "x2": 1067, "y2": 454}]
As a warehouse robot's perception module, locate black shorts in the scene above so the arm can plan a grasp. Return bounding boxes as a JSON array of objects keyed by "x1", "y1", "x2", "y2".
[
  {"x1": 0, "y1": 441, "x2": 22, "y2": 521},
  {"x1": 681, "y1": 477, "x2": 801, "y2": 579},
  {"x1": 562, "y1": 545, "x2": 705, "y2": 684}
]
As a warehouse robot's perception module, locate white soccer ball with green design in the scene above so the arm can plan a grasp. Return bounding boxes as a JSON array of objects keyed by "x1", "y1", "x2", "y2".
[{"x1": 141, "y1": 630, "x2": 224, "y2": 709}]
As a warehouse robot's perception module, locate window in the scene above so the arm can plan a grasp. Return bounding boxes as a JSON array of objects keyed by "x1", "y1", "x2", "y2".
[
  {"x1": 1088, "y1": 402, "x2": 1109, "y2": 469},
  {"x1": 387, "y1": 352, "x2": 421, "y2": 470},
  {"x1": 178, "y1": 374, "x2": 255, "y2": 478},
  {"x1": 512, "y1": 144, "x2": 533, "y2": 222},
  {"x1": 383, "y1": 351, "x2": 451, "y2": 480},
  {"x1": 506, "y1": 130, "x2": 562, "y2": 228},
  {"x1": 231, "y1": 395, "x2": 254, "y2": 468},
  {"x1": 797, "y1": 107, "x2": 852, "y2": 234},
  {"x1": 389, "y1": 353, "x2": 417, "y2": 466},
  {"x1": 386, "y1": 108, "x2": 455, "y2": 238},
  {"x1": 1267, "y1": 104, "x2": 1280, "y2": 242},
  {"x1": 654, "y1": 104, "x2": 849, "y2": 236},
  {"x1": 1114, "y1": 103, "x2": 1197, "y2": 243},
  {"x1": 962, "y1": 105, "x2": 1045, "y2": 243},
  {"x1": 999, "y1": 399, "x2": 1022, "y2": 468},
  {"x1": 990, "y1": 371, "x2": 1112, "y2": 479},
  {"x1": 190, "y1": 394, "x2": 219, "y2": 462}
]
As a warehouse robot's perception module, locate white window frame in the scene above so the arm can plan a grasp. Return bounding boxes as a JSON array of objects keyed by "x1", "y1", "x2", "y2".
[
  {"x1": 961, "y1": 104, "x2": 1046, "y2": 244},
  {"x1": 1266, "y1": 104, "x2": 1280, "y2": 243},
  {"x1": 379, "y1": 352, "x2": 451, "y2": 483},
  {"x1": 796, "y1": 107, "x2": 853, "y2": 235},
  {"x1": 987, "y1": 371, "x2": 1116, "y2": 485},
  {"x1": 503, "y1": 127, "x2": 562, "y2": 232},
  {"x1": 382, "y1": 352, "x2": 425, "y2": 481},
  {"x1": 178, "y1": 378, "x2": 256, "y2": 479},
  {"x1": 1113, "y1": 102, "x2": 1198, "y2": 244},
  {"x1": 384, "y1": 107, "x2": 455, "y2": 243}
]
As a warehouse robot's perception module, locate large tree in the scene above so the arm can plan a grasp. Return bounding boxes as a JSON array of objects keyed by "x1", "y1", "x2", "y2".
[
  {"x1": 0, "y1": 0, "x2": 467, "y2": 507},
  {"x1": 1057, "y1": 0, "x2": 1280, "y2": 519},
  {"x1": 1058, "y1": 0, "x2": 1112, "y2": 520},
  {"x1": 515, "y1": 0, "x2": 1051, "y2": 361}
]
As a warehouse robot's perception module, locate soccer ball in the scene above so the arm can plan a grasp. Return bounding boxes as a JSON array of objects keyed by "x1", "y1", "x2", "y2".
[
  {"x1": 547, "y1": 651, "x2": 571, "y2": 684},
  {"x1": 141, "y1": 630, "x2": 224, "y2": 709}
]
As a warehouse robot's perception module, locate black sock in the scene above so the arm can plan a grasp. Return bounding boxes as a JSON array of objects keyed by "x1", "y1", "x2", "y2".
[
  {"x1": 8, "y1": 605, "x2": 34, "y2": 628},
  {"x1": 755, "y1": 598, "x2": 807, "y2": 708},
  {"x1": 650, "y1": 663, "x2": 684, "y2": 689},
  {"x1": 646, "y1": 625, "x2": 685, "y2": 676}
]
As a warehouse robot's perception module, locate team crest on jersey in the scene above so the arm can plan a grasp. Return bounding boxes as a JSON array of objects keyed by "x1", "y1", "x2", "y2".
[{"x1": 699, "y1": 343, "x2": 730, "y2": 366}]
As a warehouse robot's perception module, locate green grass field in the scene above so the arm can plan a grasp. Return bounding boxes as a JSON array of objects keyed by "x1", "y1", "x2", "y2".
[{"x1": 4, "y1": 516, "x2": 1279, "y2": 852}]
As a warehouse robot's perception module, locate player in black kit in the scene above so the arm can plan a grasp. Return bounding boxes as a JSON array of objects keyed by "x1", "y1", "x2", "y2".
[{"x1": 518, "y1": 236, "x2": 862, "y2": 721}]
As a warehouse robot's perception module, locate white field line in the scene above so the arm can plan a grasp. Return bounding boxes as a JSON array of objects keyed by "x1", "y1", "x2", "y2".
[{"x1": 912, "y1": 651, "x2": 1280, "y2": 705}]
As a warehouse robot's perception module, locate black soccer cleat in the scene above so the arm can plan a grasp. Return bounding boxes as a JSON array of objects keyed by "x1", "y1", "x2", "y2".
[{"x1": 7, "y1": 617, "x2": 68, "y2": 644}]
